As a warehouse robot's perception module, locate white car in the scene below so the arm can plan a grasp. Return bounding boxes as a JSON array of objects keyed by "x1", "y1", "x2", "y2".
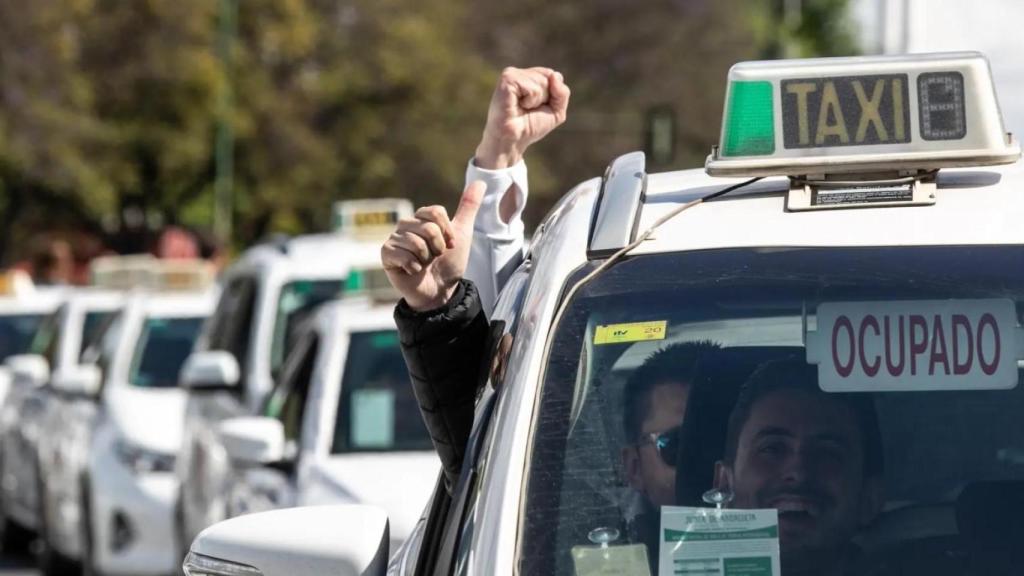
[
  {"x1": 217, "y1": 302, "x2": 438, "y2": 551},
  {"x1": 0, "y1": 289, "x2": 123, "y2": 553},
  {"x1": 176, "y1": 219, "x2": 405, "y2": 557},
  {"x1": 0, "y1": 277, "x2": 66, "y2": 406},
  {"x1": 185, "y1": 52, "x2": 1024, "y2": 576},
  {"x1": 34, "y1": 286, "x2": 216, "y2": 575}
]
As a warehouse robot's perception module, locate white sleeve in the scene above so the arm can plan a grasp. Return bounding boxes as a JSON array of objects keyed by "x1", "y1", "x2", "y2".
[{"x1": 464, "y1": 158, "x2": 529, "y2": 315}]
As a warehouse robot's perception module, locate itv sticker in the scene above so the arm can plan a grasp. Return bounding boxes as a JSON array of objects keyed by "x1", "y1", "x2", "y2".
[{"x1": 594, "y1": 321, "x2": 667, "y2": 345}]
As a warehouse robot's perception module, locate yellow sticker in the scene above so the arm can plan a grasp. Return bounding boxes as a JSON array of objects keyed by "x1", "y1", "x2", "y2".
[
  {"x1": 571, "y1": 543, "x2": 651, "y2": 576},
  {"x1": 594, "y1": 321, "x2": 667, "y2": 345}
]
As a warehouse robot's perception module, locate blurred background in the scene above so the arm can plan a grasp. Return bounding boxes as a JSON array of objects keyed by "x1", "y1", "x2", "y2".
[{"x1": 0, "y1": 0, "x2": 1020, "y2": 280}]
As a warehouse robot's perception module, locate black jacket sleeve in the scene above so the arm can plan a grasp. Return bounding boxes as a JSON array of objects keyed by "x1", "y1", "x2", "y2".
[{"x1": 394, "y1": 279, "x2": 491, "y2": 492}]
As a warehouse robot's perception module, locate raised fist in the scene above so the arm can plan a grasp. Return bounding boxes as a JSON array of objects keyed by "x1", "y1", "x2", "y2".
[{"x1": 475, "y1": 67, "x2": 571, "y2": 169}]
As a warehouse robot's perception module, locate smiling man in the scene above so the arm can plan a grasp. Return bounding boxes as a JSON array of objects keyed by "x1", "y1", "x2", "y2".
[{"x1": 714, "y1": 359, "x2": 884, "y2": 575}]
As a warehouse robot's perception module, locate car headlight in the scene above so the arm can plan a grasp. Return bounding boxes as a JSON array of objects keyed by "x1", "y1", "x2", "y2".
[
  {"x1": 114, "y1": 439, "x2": 176, "y2": 474},
  {"x1": 183, "y1": 551, "x2": 263, "y2": 576}
]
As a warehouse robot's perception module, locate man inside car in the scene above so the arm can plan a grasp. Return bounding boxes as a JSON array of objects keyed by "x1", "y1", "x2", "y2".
[
  {"x1": 713, "y1": 358, "x2": 885, "y2": 575},
  {"x1": 621, "y1": 342, "x2": 719, "y2": 552}
]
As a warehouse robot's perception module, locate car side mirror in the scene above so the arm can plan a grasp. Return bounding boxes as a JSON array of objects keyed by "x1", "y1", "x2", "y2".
[
  {"x1": 5, "y1": 354, "x2": 50, "y2": 388},
  {"x1": 52, "y1": 364, "x2": 102, "y2": 397},
  {"x1": 184, "y1": 505, "x2": 388, "y2": 576},
  {"x1": 218, "y1": 416, "x2": 286, "y2": 465},
  {"x1": 181, "y1": 351, "x2": 240, "y2": 391}
]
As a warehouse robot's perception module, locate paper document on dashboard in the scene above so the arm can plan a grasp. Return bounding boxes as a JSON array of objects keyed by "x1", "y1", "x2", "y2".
[{"x1": 659, "y1": 507, "x2": 780, "y2": 576}]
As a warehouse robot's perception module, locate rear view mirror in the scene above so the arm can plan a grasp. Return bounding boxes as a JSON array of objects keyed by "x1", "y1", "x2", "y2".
[
  {"x1": 184, "y1": 505, "x2": 388, "y2": 576},
  {"x1": 52, "y1": 364, "x2": 102, "y2": 397},
  {"x1": 5, "y1": 354, "x2": 50, "y2": 388},
  {"x1": 218, "y1": 417, "x2": 285, "y2": 465},
  {"x1": 181, "y1": 351, "x2": 240, "y2": 391}
]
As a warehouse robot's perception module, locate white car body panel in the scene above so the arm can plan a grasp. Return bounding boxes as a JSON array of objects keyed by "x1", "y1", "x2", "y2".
[
  {"x1": 225, "y1": 302, "x2": 439, "y2": 550},
  {"x1": 385, "y1": 160, "x2": 1024, "y2": 575},
  {"x1": 35, "y1": 289, "x2": 215, "y2": 573},
  {"x1": 1, "y1": 290, "x2": 122, "y2": 533},
  {"x1": 178, "y1": 234, "x2": 389, "y2": 552}
]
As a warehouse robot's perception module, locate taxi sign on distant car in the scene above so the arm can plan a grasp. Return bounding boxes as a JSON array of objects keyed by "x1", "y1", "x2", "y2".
[
  {"x1": 333, "y1": 198, "x2": 413, "y2": 239},
  {"x1": 0, "y1": 270, "x2": 33, "y2": 296},
  {"x1": 91, "y1": 255, "x2": 215, "y2": 291},
  {"x1": 806, "y1": 299, "x2": 1024, "y2": 392},
  {"x1": 706, "y1": 52, "x2": 1021, "y2": 177}
]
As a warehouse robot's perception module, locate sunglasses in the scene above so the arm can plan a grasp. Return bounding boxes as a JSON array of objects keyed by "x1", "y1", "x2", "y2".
[{"x1": 636, "y1": 425, "x2": 681, "y2": 467}]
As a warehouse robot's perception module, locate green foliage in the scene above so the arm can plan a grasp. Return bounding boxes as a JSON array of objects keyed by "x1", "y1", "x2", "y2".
[
  {"x1": 0, "y1": 0, "x2": 490, "y2": 252},
  {"x1": 0, "y1": 0, "x2": 857, "y2": 255}
]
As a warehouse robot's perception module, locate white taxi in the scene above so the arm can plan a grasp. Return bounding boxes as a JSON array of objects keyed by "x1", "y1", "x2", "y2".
[
  {"x1": 34, "y1": 257, "x2": 217, "y2": 575},
  {"x1": 176, "y1": 201, "x2": 411, "y2": 558},
  {"x1": 216, "y1": 300, "x2": 438, "y2": 551},
  {"x1": 0, "y1": 271, "x2": 65, "y2": 406},
  {"x1": 0, "y1": 288, "x2": 122, "y2": 553},
  {"x1": 185, "y1": 53, "x2": 1024, "y2": 576}
]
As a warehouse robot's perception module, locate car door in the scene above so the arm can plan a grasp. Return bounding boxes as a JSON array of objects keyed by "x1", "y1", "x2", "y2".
[
  {"x1": 179, "y1": 273, "x2": 260, "y2": 546},
  {"x1": 390, "y1": 263, "x2": 534, "y2": 576},
  {"x1": 228, "y1": 329, "x2": 319, "y2": 517}
]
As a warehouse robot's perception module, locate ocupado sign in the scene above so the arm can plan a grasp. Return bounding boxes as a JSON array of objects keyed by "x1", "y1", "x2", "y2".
[{"x1": 806, "y1": 300, "x2": 1024, "y2": 392}]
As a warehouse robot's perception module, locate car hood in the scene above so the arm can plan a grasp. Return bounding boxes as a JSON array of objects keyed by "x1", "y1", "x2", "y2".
[
  {"x1": 308, "y1": 452, "x2": 439, "y2": 540},
  {"x1": 106, "y1": 386, "x2": 187, "y2": 455}
]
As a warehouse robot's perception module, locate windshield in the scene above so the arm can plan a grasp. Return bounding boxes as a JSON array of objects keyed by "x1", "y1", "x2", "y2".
[
  {"x1": 522, "y1": 246, "x2": 1024, "y2": 576},
  {"x1": 270, "y1": 279, "x2": 344, "y2": 378},
  {"x1": 331, "y1": 329, "x2": 432, "y2": 454},
  {"x1": 128, "y1": 317, "x2": 203, "y2": 388},
  {"x1": 0, "y1": 314, "x2": 46, "y2": 360}
]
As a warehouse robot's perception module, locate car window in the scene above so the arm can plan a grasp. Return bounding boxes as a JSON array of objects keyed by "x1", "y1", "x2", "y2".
[
  {"x1": 80, "y1": 310, "x2": 116, "y2": 359},
  {"x1": 30, "y1": 308, "x2": 62, "y2": 365},
  {"x1": 269, "y1": 280, "x2": 344, "y2": 379},
  {"x1": 82, "y1": 312, "x2": 124, "y2": 388},
  {"x1": 264, "y1": 332, "x2": 319, "y2": 446},
  {"x1": 205, "y1": 276, "x2": 258, "y2": 389},
  {"x1": 331, "y1": 329, "x2": 430, "y2": 454},
  {"x1": 520, "y1": 246, "x2": 1024, "y2": 576},
  {"x1": 128, "y1": 317, "x2": 204, "y2": 388},
  {"x1": 0, "y1": 314, "x2": 46, "y2": 361}
]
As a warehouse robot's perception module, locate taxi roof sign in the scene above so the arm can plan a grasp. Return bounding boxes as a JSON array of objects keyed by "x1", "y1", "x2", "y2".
[
  {"x1": 706, "y1": 52, "x2": 1021, "y2": 177},
  {"x1": 90, "y1": 255, "x2": 215, "y2": 292},
  {"x1": 0, "y1": 270, "x2": 33, "y2": 296},
  {"x1": 333, "y1": 198, "x2": 413, "y2": 239}
]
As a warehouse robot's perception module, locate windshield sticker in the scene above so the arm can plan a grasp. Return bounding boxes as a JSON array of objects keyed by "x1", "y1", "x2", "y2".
[
  {"x1": 659, "y1": 507, "x2": 780, "y2": 576},
  {"x1": 571, "y1": 543, "x2": 651, "y2": 576},
  {"x1": 350, "y1": 389, "x2": 395, "y2": 448},
  {"x1": 594, "y1": 321, "x2": 667, "y2": 345},
  {"x1": 806, "y1": 299, "x2": 1024, "y2": 392}
]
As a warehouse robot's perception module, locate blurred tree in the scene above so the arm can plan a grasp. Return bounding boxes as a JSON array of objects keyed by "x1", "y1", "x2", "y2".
[
  {"x1": 0, "y1": 0, "x2": 857, "y2": 258},
  {"x1": 766, "y1": 0, "x2": 859, "y2": 58},
  {"x1": 0, "y1": 0, "x2": 491, "y2": 257},
  {"x1": 228, "y1": 0, "x2": 492, "y2": 241}
]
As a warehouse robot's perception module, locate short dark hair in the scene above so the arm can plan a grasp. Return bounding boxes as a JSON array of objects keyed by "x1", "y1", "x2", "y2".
[
  {"x1": 722, "y1": 358, "x2": 884, "y2": 477},
  {"x1": 622, "y1": 341, "x2": 720, "y2": 442}
]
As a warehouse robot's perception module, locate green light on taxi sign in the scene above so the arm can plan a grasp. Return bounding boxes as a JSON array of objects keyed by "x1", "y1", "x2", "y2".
[
  {"x1": 722, "y1": 81, "x2": 775, "y2": 157},
  {"x1": 345, "y1": 270, "x2": 364, "y2": 291}
]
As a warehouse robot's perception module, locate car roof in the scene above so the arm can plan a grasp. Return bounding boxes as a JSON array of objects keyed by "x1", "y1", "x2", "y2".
[
  {"x1": 62, "y1": 288, "x2": 125, "y2": 310},
  {"x1": 230, "y1": 233, "x2": 381, "y2": 274},
  {"x1": 135, "y1": 289, "x2": 218, "y2": 318},
  {"x1": 536, "y1": 158, "x2": 1024, "y2": 273},
  {"x1": 313, "y1": 300, "x2": 397, "y2": 335},
  {"x1": 632, "y1": 161, "x2": 1024, "y2": 255},
  {"x1": 0, "y1": 289, "x2": 66, "y2": 315}
]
